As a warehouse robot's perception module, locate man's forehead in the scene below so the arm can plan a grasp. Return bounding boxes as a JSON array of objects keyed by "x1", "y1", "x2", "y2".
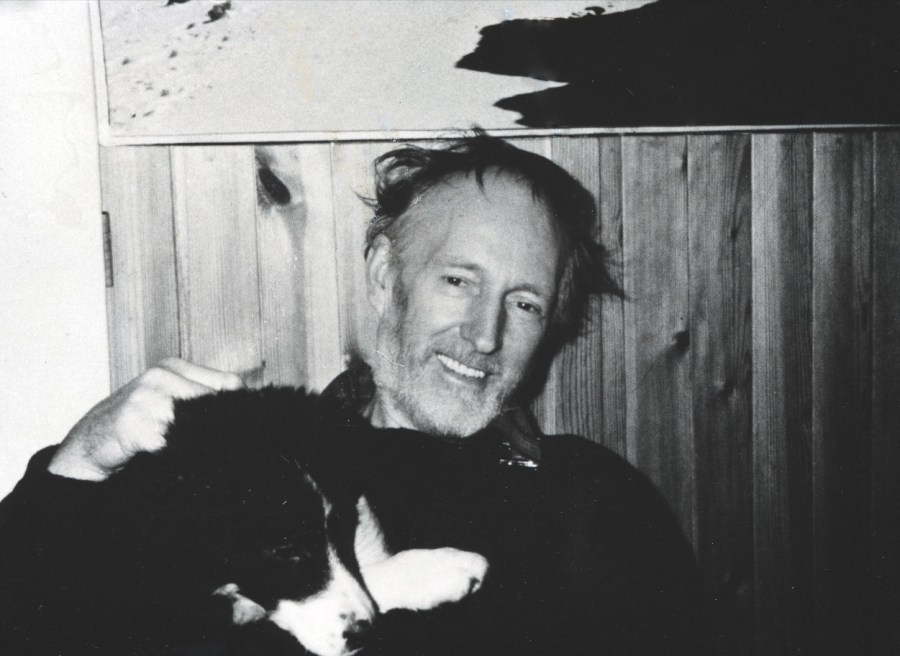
[
  {"x1": 425, "y1": 168, "x2": 536, "y2": 201},
  {"x1": 403, "y1": 171, "x2": 550, "y2": 230},
  {"x1": 393, "y1": 172, "x2": 561, "y2": 289}
]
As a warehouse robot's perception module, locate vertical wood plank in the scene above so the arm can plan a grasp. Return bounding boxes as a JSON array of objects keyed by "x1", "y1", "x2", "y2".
[
  {"x1": 547, "y1": 136, "x2": 626, "y2": 455},
  {"x1": 99, "y1": 146, "x2": 180, "y2": 390},
  {"x1": 751, "y1": 133, "x2": 814, "y2": 656},
  {"x1": 255, "y1": 144, "x2": 343, "y2": 391},
  {"x1": 330, "y1": 142, "x2": 393, "y2": 368},
  {"x1": 171, "y1": 146, "x2": 263, "y2": 376},
  {"x1": 622, "y1": 135, "x2": 695, "y2": 540},
  {"x1": 598, "y1": 136, "x2": 628, "y2": 456},
  {"x1": 549, "y1": 136, "x2": 605, "y2": 445},
  {"x1": 811, "y1": 132, "x2": 874, "y2": 655},
  {"x1": 688, "y1": 133, "x2": 754, "y2": 655},
  {"x1": 871, "y1": 131, "x2": 900, "y2": 656}
]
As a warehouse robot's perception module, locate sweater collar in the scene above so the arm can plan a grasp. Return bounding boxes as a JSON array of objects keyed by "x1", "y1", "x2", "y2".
[{"x1": 320, "y1": 364, "x2": 543, "y2": 466}]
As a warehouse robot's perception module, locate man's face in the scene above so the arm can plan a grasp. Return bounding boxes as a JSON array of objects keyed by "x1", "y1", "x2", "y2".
[{"x1": 366, "y1": 171, "x2": 561, "y2": 437}]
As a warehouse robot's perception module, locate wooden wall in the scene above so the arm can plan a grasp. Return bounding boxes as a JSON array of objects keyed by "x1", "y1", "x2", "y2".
[{"x1": 99, "y1": 132, "x2": 900, "y2": 655}]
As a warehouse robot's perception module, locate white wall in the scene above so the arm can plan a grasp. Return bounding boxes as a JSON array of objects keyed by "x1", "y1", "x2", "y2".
[{"x1": 0, "y1": 1, "x2": 109, "y2": 498}]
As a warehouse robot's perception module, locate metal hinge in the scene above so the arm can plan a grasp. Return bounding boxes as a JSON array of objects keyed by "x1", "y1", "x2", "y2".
[{"x1": 102, "y1": 211, "x2": 114, "y2": 288}]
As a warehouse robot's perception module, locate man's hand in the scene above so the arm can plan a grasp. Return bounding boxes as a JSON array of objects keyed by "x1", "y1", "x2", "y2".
[{"x1": 48, "y1": 358, "x2": 244, "y2": 482}]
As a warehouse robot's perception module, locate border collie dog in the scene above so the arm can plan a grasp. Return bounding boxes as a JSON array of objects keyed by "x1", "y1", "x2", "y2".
[{"x1": 101, "y1": 387, "x2": 488, "y2": 656}]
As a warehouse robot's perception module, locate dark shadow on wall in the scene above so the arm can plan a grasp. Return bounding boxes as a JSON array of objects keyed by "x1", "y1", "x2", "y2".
[{"x1": 456, "y1": 0, "x2": 900, "y2": 127}]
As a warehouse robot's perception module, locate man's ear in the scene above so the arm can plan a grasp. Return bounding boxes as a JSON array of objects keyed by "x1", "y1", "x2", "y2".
[{"x1": 365, "y1": 234, "x2": 396, "y2": 318}]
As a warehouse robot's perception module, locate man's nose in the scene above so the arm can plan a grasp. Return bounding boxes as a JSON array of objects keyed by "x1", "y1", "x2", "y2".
[{"x1": 461, "y1": 300, "x2": 504, "y2": 354}]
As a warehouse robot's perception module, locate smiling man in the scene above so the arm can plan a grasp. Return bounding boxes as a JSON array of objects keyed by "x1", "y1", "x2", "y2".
[
  {"x1": 363, "y1": 170, "x2": 559, "y2": 436},
  {"x1": 0, "y1": 131, "x2": 716, "y2": 655},
  {"x1": 358, "y1": 132, "x2": 616, "y2": 441}
]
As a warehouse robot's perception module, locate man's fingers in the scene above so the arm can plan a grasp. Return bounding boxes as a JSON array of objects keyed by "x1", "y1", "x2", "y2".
[
  {"x1": 48, "y1": 359, "x2": 244, "y2": 482},
  {"x1": 156, "y1": 357, "x2": 245, "y2": 392},
  {"x1": 140, "y1": 366, "x2": 216, "y2": 401}
]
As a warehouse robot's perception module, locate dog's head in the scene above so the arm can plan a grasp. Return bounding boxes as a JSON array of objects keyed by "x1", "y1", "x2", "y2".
[{"x1": 208, "y1": 472, "x2": 376, "y2": 656}]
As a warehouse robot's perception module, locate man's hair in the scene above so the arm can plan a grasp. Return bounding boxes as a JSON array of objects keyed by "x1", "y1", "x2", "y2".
[{"x1": 364, "y1": 129, "x2": 623, "y2": 343}]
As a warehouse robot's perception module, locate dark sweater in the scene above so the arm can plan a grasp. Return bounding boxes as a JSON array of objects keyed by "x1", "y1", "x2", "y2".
[{"x1": 0, "y1": 372, "x2": 716, "y2": 656}]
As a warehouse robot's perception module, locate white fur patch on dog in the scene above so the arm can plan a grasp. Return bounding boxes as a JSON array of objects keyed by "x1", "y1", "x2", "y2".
[
  {"x1": 213, "y1": 583, "x2": 266, "y2": 625},
  {"x1": 270, "y1": 545, "x2": 376, "y2": 656},
  {"x1": 354, "y1": 495, "x2": 489, "y2": 613},
  {"x1": 212, "y1": 494, "x2": 489, "y2": 655},
  {"x1": 361, "y1": 547, "x2": 489, "y2": 613},
  {"x1": 354, "y1": 496, "x2": 392, "y2": 568}
]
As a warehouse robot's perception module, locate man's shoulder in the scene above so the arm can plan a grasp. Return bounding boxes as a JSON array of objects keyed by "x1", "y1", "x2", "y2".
[
  {"x1": 539, "y1": 433, "x2": 685, "y2": 529},
  {"x1": 540, "y1": 433, "x2": 643, "y2": 485}
]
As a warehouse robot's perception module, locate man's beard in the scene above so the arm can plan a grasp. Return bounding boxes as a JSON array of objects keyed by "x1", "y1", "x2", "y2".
[{"x1": 370, "y1": 280, "x2": 516, "y2": 438}]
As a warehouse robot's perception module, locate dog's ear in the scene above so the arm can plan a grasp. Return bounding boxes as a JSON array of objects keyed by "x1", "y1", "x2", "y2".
[
  {"x1": 354, "y1": 496, "x2": 391, "y2": 568},
  {"x1": 213, "y1": 583, "x2": 267, "y2": 625}
]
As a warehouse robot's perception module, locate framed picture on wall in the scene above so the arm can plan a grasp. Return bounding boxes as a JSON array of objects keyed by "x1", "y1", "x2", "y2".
[{"x1": 90, "y1": 0, "x2": 900, "y2": 145}]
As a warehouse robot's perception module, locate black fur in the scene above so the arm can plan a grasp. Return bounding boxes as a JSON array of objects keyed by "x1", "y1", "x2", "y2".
[{"x1": 100, "y1": 387, "x2": 364, "y2": 654}]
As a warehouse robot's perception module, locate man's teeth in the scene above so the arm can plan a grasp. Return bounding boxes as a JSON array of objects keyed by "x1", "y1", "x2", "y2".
[{"x1": 437, "y1": 354, "x2": 486, "y2": 379}]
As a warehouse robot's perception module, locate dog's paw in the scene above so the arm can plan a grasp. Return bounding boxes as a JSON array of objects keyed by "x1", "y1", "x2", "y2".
[{"x1": 361, "y1": 547, "x2": 488, "y2": 613}]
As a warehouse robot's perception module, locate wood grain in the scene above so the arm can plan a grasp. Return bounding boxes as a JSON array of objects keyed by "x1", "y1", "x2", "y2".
[
  {"x1": 548, "y1": 136, "x2": 626, "y2": 454},
  {"x1": 622, "y1": 135, "x2": 695, "y2": 540},
  {"x1": 597, "y1": 136, "x2": 628, "y2": 456},
  {"x1": 811, "y1": 132, "x2": 874, "y2": 655},
  {"x1": 548, "y1": 136, "x2": 605, "y2": 443},
  {"x1": 255, "y1": 144, "x2": 343, "y2": 391},
  {"x1": 751, "y1": 132, "x2": 814, "y2": 656},
  {"x1": 688, "y1": 133, "x2": 754, "y2": 654},
  {"x1": 99, "y1": 146, "x2": 180, "y2": 390},
  {"x1": 170, "y1": 146, "x2": 263, "y2": 378},
  {"x1": 871, "y1": 131, "x2": 900, "y2": 656},
  {"x1": 329, "y1": 142, "x2": 394, "y2": 369}
]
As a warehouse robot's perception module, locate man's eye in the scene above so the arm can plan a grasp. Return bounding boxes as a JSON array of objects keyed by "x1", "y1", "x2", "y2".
[
  {"x1": 516, "y1": 301, "x2": 541, "y2": 315},
  {"x1": 445, "y1": 276, "x2": 464, "y2": 287}
]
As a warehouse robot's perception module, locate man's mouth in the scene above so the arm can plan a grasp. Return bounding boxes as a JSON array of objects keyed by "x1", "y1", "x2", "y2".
[{"x1": 436, "y1": 353, "x2": 486, "y2": 380}]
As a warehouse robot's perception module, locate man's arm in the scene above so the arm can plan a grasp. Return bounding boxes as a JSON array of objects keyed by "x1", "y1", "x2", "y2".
[
  {"x1": 551, "y1": 436, "x2": 721, "y2": 656},
  {"x1": 0, "y1": 358, "x2": 243, "y2": 654},
  {"x1": 49, "y1": 357, "x2": 244, "y2": 481}
]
